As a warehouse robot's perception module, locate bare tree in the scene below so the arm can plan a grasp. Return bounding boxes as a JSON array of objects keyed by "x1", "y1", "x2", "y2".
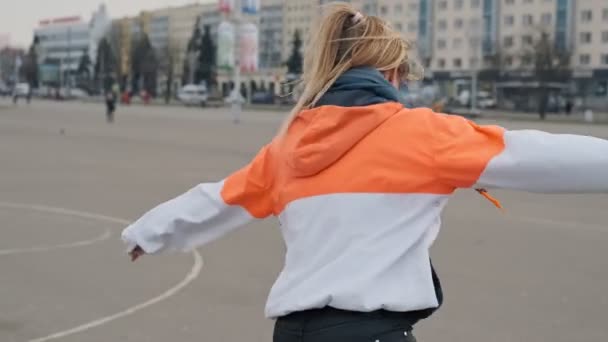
[
  {"x1": 521, "y1": 29, "x2": 571, "y2": 119},
  {"x1": 158, "y1": 39, "x2": 181, "y2": 104}
]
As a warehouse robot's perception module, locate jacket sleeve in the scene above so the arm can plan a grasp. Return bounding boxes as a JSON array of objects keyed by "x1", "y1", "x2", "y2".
[
  {"x1": 121, "y1": 144, "x2": 275, "y2": 254},
  {"x1": 433, "y1": 114, "x2": 608, "y2": 193}
]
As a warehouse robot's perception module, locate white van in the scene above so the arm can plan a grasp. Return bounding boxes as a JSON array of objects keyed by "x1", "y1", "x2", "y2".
[
  {"x1": 177, "y1": 84, "x2": 208, "y2": 107},
  {"x1": 14, "y1": 83, "x2": 30, "y2": 97}
]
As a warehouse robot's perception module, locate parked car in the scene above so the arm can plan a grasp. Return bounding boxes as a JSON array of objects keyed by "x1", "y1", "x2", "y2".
[
  {"x1": 0, "y1": 81, "x2": 10, "y2": 96},
  {"x1": 477, "y1": 91, "x2": 497, "y2": 109},
  {"x1": 177, "y1": 84, "x2": 208, "y2": 107},
  {"x1": 251, "y1": 91, "x2": 275, "y2": 104},
  {"x1": 14, "y1": 83, "x2": 30, "y2": 97},
  {"x1": 57, "y1": 87, "x2": 89, "y2": 99}
]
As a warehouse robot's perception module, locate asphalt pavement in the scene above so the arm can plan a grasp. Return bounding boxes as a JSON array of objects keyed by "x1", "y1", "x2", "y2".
[{"x1": 0, "y1": 99, "x2": 607, "y2": 342}]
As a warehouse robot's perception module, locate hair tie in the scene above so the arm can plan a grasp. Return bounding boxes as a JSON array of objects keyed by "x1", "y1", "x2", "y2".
[{"x1": 352, "y1": 12, "x2": 364, "y2": 24}]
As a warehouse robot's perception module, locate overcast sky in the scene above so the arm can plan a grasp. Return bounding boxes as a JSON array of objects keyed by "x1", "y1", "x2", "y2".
[{"x1": 0, "y1": 0, "x2": 214, "y2": 48}]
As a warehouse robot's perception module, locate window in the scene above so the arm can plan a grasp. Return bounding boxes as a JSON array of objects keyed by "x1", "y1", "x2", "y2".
[
  {"x1": 602, "y1": 54, "x2": 608, "y2": 65},
  {"x1": 505, "y1": 56, "x2": 514, "y2": 66},
  {"x1": 541, "y1": 13, "x2": 552, "y2": 25},
  {"x1": 454, "y1": 58, "x2": 462, "y2": 68},
  {"x1": 581, "y1": 10, "x2": 592, "y2": 22},
  {"x1": 471, "y1": 0, "x2": 481, "y2": 8},
  {"x1": 438, "y1": 20, "x2": 447, "y2": 31},
  {"x1": 454, "y1": 38, "x2": 463, "y2": 48},
  {"x1": 408, "y1": 22, "x2": 417, "y2": 32},
  {"x1": 505, "y1": 0, "x2": 515, "y2": 4},
  {"x1": 579, "y1": 54, "x2": 591, "y2": 65},
  {"x1": 604, "y1": 9, "x2": 608, "y2": 21},
  {"x1": 580, "y1": 32, "x2": 592, "y2": 44},
  {"x1": 438, "y1": 1, "x2": 448, "y2": 10},
  {"x1": 395, "y1": 4, "x2": 403, "y2": 12},
  {"x1": 470, "y1": 57, "x2": 480, "y2": 68},
  {"x1": 455, "y1": 19, "x2": 464, "y2": 29},
  {"x1": 438, "y1": 59, "x2": 446, "y2": 68},
  {"x1": 524, "y1": 0, "x2": 533, "y2": 3},
  {"x1": 455, "y1": 0, "x2": 464, "y2": 10},
  {"x1": 504, "y1": 36, "x2": 514, "y2": 47},
  {"x1": 380, "y1": 5, "x2": 388, "y2": 15},
  {"x1": 409, "y1": 3, "x2": 418, "y2": 11},
  {"x1": 395, "y1": 23, "x2": 403, "y2": 31},
  {"x1": 438, "y1": 39, "x2": 447, "y2": 49},
  {"x1": 523, "y1": 15, "x2": 533, "y2": 26},
  {"x1": 470, "y1": 18, "x2": 480, "y2": 29},
  {"x1": 505, "y1": 15, "x2": 515, "y2": 26},
  {"x1": 603, "y1": 31, "x2": 608, "y2": 43},
  {"x1": 522, "y1": 35, "x2": 533, "y2": 45}
]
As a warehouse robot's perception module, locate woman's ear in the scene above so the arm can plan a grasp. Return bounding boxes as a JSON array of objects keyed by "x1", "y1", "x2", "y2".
[{"x1": 383, "y1": 69, "x2": 401, "y2": 89}]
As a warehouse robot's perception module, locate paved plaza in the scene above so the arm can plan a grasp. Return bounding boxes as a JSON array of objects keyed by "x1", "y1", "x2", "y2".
[{"x1": 1, "y1": 99, "x2": 607, "y2": 342}]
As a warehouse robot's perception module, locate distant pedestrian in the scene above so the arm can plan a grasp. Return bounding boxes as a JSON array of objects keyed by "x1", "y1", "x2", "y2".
[
  {"x1": 565, "y1": 99, "x2": 573, "y2": 115},
  {"x1": 105, "y1": 90, "x2": 116, "y2": 123}
]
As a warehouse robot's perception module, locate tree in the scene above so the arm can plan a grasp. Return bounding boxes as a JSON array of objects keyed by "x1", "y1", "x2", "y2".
[
  {"x1": 20, "y1": 36, "x2": 40, "y2": 88},
  {"x1": 196, "y1": 25, "x2": 216, "y2": 88},
  {"x1": 130, "y1": 33, "x2": 157, "y2": 95},
  {"x1": 521, "y1": 30, "x2": 571, "y2": 119},
  {"x1": 95, "y1": 38, "x2": 115, "y2": 92},
  {"x1": 77, "y1": 49, "x2": 92, "y2": 90},
  {"x1": 158, "y1": 40, "x2": 180, "y2": 104},
  {"x1": 286, "y1": 29, "x2": 303, "y2": 75},
  {"x1": 183, "y1": 18, "x2": 202, "y2": 85}
]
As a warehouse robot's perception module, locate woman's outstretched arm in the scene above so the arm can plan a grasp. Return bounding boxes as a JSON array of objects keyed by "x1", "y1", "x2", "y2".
[{"x1": 122, "y1": 144, "x2": 275, "y2": 255}]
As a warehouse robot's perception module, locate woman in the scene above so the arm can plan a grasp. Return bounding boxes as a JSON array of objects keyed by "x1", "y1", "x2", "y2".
[{"x1": 122, "y1": 4, "x2": 608, "y2": 341}]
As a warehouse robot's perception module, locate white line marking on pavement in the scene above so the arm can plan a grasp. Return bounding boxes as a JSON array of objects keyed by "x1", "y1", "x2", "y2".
[
  {"x1": 29, "y1": 251, "x2": 203, "y2": 342},
  {"x1": 0, "y1": 229, "x2": 111, "y2": 256},
  {"x1": 0, "y1": 202, "x2": 203, "y2": 342}
]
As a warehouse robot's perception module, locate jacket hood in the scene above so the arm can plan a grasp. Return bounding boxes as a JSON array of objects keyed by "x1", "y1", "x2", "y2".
[{"x1": 286, "y1": 67, "x2": 405, "y2": 177}]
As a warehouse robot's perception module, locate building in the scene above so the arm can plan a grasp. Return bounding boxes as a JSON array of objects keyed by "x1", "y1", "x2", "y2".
[
  {"x1": 35, "y1": 16, "x2": 90, "y2": 87},
  {"x1": 276, "y1": 0, "x2": 607, "y2": 107},
  {"x1": 429, "y1": 0, "x2": 496, "y2": 96},
  {"x1": 571, "y1": 0, "x2": 608, "y2": 107},
  {"x1": 0, "y1": 47, "x2": 25, "y2": 84},
  {"x1": 35, "y1": 5, "x2": 110, "y2": 88},
  {"x1": 259, "y1": 1, "x2": 284, "y2": 69},
  {"x1": 112, "y1": 3, "x2": 204, "y2": 93},
  {"x1": 154, "y1": 3, "x2": 205, "y2": 79},
  {"x1": 283, "y1": 1, "x2": 316, "y2": 62}
]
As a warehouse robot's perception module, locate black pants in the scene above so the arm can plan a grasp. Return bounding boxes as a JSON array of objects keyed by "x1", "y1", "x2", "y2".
[{"x1": 274, "y1": 307, "x2": 417, "y2": 342}]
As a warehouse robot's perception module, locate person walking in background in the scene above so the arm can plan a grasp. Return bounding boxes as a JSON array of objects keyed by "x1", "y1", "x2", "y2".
[
  {"x1": 105, "y1": 87, "x2": 116, "y2": 123},
  {"x1": 121, "y1": 4, "x2": 608, "y2": 341}
]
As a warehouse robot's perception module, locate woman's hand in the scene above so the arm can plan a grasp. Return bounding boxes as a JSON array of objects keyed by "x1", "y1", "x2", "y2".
[{"x1": 129, "y1": 245, "x2": 146, "y2": 262}]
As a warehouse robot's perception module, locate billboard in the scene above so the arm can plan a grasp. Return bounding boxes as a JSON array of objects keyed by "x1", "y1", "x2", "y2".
[
  {"x1": 239, "y1": 23, "x2": 258, "y2": 73},
  {"x1": 219, "y1": 0, "x2": 235, "y2": 14},
  {"x1": 242, "y1": 0, "x2": 260, "y2": 14},
  {"x1": 217, "y1": 21, "x2": 236, "y2": 70}
]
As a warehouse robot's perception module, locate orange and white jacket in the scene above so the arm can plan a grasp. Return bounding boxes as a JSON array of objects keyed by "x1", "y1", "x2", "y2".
[{"x1": 122, "y1": 102, "x2": 608, "y2": 318}]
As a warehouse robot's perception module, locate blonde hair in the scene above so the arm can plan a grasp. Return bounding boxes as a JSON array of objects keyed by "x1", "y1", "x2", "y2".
[{"x1": 279, "y1": 3, "x2": 421, "y2": 135}]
